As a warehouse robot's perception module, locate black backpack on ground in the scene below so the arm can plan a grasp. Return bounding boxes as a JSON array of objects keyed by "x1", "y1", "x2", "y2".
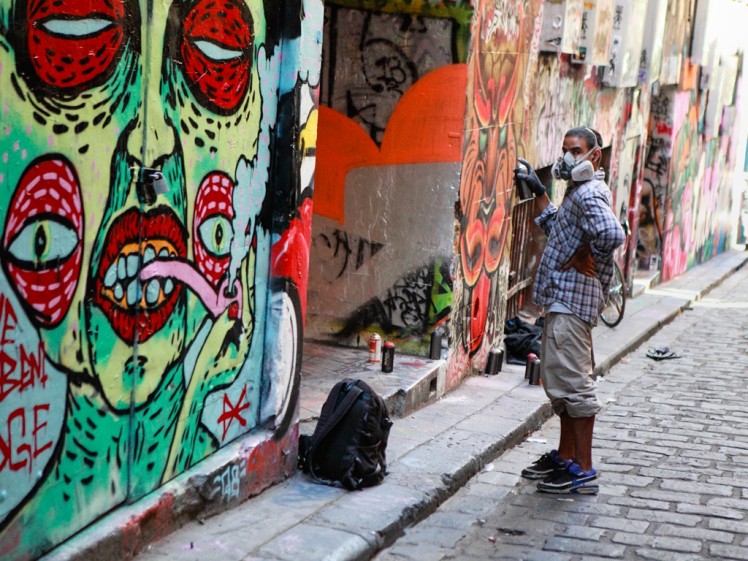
[{"x1": 298, "y1": 379, "x2": 393, "y2": 490}]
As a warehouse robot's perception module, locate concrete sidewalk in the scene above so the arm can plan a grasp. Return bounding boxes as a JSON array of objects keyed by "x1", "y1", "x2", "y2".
[{"x1": 46, "y1": 249, "x2": 748, "y2": 561}]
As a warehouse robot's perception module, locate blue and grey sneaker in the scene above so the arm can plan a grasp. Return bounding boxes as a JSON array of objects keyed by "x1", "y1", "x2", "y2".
[
  {"x1": 521, "y1": 449, "x2": 567, "y2": 480},
  {"x1": 536, "y1": 461, "x2": 599, "y2": 494}
]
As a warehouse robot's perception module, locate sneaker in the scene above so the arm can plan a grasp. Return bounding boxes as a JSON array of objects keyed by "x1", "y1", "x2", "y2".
[
  {"x1": 536, "y1": 462, "x2": 599, "y2": 494},
  {"x1": 521, "y1": 450, "x2": 566, "y2": 480}
]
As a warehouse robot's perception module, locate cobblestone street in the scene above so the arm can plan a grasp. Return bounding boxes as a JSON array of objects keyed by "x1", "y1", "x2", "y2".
[{"x1": 375, "y1": 262, "x2": 748, "y2": 561}]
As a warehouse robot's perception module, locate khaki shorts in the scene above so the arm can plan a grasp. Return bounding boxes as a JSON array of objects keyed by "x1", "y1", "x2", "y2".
[{"x1": 540, "y1": 312, "x2": 601, "y2": 418}]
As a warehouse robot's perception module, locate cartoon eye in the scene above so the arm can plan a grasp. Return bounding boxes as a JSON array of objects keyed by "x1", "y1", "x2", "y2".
[
  {"x1": 6, "y1": 216, "x2": 79, "y2": 269},
  {"x1": 2, "y1": 156, "x2": 83, "y2": 327},
  {"x1": 193, "y1": 40, "x2": 243, "y2": 61},
  {"x1": 194, "y1": 172, "x2": 235, "y2": 285},
  {"x1": 25, "y1": 0, "x2": 128, "y2": 91},
  {"x1": 198, "y1": 215, "x2": 234, "y2": 258},
  {"x1": 41, "y1": 18, "x2": 114, "y2": 36},
  {"x1": 180, "y1": 0, "x2": 253, "y2": 113}
]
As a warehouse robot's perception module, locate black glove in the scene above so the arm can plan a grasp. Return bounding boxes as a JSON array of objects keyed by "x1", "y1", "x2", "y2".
[{"x1": 514, "y1": 158, "x2": 546, "y2": 196}]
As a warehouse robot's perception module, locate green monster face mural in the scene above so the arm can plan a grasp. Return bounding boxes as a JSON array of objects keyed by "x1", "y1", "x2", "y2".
[
  {"x1": 1, "y1": 0, "x2": 264, "y2": 408},
  {"x1": 0, "y1": 0, "x2": 309, "y2": 557}
]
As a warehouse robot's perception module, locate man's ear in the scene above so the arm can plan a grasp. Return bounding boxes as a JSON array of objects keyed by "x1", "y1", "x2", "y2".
[{"x1": 592, "y1": 148, "x2": 602, "y2": 169}]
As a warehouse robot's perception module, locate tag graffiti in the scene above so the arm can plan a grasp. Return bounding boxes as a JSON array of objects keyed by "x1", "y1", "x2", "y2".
[
  {"x1": 0, "y1": 405, "x2": 52, "y2": 473},
  {"x1": 0, "y1": 294, "x2": 47, "y2": 401},
  {"x1": 212, "y1": 463, "x2": 246, "y2": 504},
  {"x1": 0, "y1": 294, "x2": 52, "y2": 473}
]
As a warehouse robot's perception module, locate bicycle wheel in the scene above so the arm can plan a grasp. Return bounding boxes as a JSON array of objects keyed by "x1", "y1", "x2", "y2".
[{"x1": 600, "y1": 263, "x2": 626, "y2": 328}]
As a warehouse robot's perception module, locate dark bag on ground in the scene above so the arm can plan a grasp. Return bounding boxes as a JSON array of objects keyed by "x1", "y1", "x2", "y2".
[
  {"x1": 504, "y1": 316, "x2": 543, "y2": 365},
  {"x1": 298, "y1": 378, "x2": 393, "y2": 490}
]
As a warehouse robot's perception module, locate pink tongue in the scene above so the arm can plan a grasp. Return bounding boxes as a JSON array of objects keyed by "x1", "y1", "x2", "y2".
[{"x1": 140, "y1": 260, "x2": 241, "y2": 319}]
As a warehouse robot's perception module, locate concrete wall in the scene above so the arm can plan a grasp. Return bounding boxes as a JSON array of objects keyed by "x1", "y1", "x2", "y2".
[
  {"x1": 0, "y1": 0, "x2": 322, "y2": 558},
  {"x1": 309, "y1": 1, "x2": 472, "y2": 354}
]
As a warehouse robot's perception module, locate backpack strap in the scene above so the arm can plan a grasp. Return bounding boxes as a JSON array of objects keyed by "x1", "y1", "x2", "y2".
[
  {"x1": 307, "y1": 382, "x2": 364, "y2": 484},
  {"x1": 314, "y1": 380, "x2": 349, "y2": 436}
]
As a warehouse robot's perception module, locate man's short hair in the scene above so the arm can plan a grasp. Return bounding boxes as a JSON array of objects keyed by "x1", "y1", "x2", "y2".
[{"x1": 565, "y1": 127, "x2": 603, "y2": 150}]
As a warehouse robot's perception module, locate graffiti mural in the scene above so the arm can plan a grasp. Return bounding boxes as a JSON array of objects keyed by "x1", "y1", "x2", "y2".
[
  {"x1": 653, "y1": 87, "x2": 735, "y2": 283},
  {"x1": 309, "y1": 4, "x2": 469, "y2": 354},
  {"x1": 450, "y1": 0, "x2": 541, "y2": 384},
  {"x1": 640, "y1": 89, "x2": 673, "y2": 268},
  {"x1": 0, "y1": 0, "x2": 321, "y2": 558},
  {"x1": 450, "y1": 0, "x2": 640, "y2": 388},
  {"x1": 456, "y1": 0, "x2": 511, "y2": 369}
]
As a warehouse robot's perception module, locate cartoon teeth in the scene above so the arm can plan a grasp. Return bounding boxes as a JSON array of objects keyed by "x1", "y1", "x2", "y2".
[{"x1": 102, "y1": 242, "x2": 178, "y2": 309}]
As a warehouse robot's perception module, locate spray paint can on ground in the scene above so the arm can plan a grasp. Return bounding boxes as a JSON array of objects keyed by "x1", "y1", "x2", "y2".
[
  {"x1": 368, "y1": 333, "x2": 382, "y2": 362},
  {"x1": 429, "y1": 331, "x2": 443, "y2": 360},
  {"x1": 382, "y1": 341, "x2": 395, "y2": 373},
  {"x1": 524, "y1": 353, "x2": 537, "y2": 380},
  {"x1": 484, "y1": 348, "x2": 504, "y2": 375},
  {"x1": 528, "y1": 357, "x2": 542, "y2": 385}
]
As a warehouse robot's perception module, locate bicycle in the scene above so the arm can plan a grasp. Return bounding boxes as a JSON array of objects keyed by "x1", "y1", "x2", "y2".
[
  {"x1": 600, "y1": 261, "x2": 626, "y2": 327},
  {"x1": 600, "y1": 215, "x2": 631, "y2": 328}
]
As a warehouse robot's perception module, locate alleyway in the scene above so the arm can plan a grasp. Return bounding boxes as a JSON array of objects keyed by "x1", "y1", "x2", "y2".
[{"x1": 375, "y1": 262, "x2": 748, "y2": 560}]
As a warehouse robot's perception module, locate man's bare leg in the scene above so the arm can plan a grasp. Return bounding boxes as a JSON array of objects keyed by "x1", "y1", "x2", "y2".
[
  {"x1": 557, "y1": 413, "x2": 575, "y2": 462},
  {"x1": 570, "y1": 415, "x2": 595, "y2": 471},
  {"x1": 557, "y1": 413, "x2": 595, "y2": 471}
]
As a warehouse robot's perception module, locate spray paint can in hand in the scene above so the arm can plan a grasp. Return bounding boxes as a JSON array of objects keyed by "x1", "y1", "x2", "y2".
[
  {"x1": 368, "y1": 333, "x2": 382, "y2": 362},
  {"x1": 382, "y1": 341, "x2": 395, "y2": 373},
  {"x1": 515, "y1": 160, "x2": 533, "y2": 200}
]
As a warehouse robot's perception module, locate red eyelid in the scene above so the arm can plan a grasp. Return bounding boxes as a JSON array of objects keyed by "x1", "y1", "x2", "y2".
[
  {"x1": 29, "y1": 0, "x2": 124, "y2": 21},
  {"x1": 180, "y1": 0, "x2": 253, "y2": 112}
]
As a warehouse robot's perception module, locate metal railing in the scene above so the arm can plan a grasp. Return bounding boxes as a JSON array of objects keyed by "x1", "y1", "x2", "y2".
[{"x1": 505, "y1": 196, "x2": 537, "y2": 319}]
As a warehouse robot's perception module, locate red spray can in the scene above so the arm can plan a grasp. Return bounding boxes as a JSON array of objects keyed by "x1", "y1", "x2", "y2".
[{"x1": 368, "y1": 333, "x2": 382, "y2": 362}]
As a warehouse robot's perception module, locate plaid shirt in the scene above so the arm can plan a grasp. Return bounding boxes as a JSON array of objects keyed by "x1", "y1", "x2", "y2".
[{"x1": 532, "y1": 177, "x2": 625, "y2": 326}]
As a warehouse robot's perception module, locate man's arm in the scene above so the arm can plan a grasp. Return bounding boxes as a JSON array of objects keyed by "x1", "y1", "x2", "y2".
[
  {"x1": 561, "y1": 242, "x2": 596, "y2": 277},
  {"x1": 579, "y1": 188, "x2": 625, "y2": 259},
  {"x1": 514, "y1": 159, "x2": 557, "y2": 234},
  {"x1": 561, "y1": 189, "x2": 622, "y2": 278}
]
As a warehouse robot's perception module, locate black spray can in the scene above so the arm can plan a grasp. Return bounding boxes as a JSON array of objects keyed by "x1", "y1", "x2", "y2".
[
  {"x1": 485, "y1": 349, "x2": 504, "y2": 375},
  {"x1": 429, "y1": 331, "x2": 442, "y2": 360},
  {"x1": 524, "y1": 353, "x2": 537, "y2": 380},
  {"x1": 528, "y1": 358, "x2": 542, "y2": 385},
  {"x1": 382, "y1": 341, "x2": 395, "y2": 373}
]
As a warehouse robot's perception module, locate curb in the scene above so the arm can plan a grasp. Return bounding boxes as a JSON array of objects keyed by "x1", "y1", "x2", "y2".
[{"x1": 44, "y1": 428, "x2": 298, "y2": 561}]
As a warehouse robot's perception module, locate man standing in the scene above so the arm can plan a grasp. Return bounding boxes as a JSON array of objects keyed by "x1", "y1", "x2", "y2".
[{"x1": 513, "y1": 127, "x2": 625, "y2": 494}]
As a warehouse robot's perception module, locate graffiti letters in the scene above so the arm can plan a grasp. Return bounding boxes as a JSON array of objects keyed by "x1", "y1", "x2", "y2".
[
  {"x1": 212, "y1": 463, "x2": 246, "y2": 504},
  {"x1": 0, "y1": 295, "x2": 46, "y2": 401},
  {"x1": 324, "y1": 8, "x2": 454, "y2": 144},
  {"x1": 313, "y1": 228, "x2": 384, "y2": 280},
  {"x1": 380, "y1": 266, "x2": 432, "y2": 330},
  {"x1": 0, "y1": 406, "x2": 52, "y2": 474}
]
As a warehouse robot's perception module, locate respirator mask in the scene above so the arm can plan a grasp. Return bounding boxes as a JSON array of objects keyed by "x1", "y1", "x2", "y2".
[{"x1": 551, "y1": 145, "x2": 596, "y2": 182}]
